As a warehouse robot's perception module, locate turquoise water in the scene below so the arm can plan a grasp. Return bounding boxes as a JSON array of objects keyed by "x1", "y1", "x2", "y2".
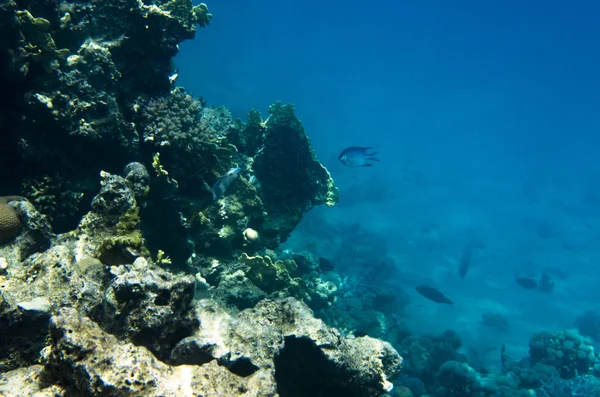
[{"x1": 177, "y1": 0, "x2": 600, "y2": 376}]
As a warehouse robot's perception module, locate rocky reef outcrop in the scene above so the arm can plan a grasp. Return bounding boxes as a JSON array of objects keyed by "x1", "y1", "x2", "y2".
[
  {"x1": 0, "y1": 1, "x2": 399, "y2": 394},
  {"x1": 0, "y1": 166, "x2": 400, "y2": 396},
  {"x1": 1, "y1": 0, "x2": 339, "y2": 265}
]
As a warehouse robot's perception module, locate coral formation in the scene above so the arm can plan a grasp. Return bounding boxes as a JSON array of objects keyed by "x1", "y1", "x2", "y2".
[
  {"x1": 172, "y1": 297, "x2": 402, "y2": 396},
  {"x1": 254, "y1": 102, "x2": 340, "y2": 247},
  {"x1": 0, "y1": 174, "x2": 399, "y2": 395},
  {"x1": 0, "y1": 197, "x2": 23, "y2": 242},
  {"x1": 529, "y1": 329, "x2": 596, "y2": 378}
]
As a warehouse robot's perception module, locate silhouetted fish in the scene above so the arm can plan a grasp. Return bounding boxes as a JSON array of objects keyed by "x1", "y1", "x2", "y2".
[
  {"x1": 338, "y1": 147, "x2": 379, "y2": 167},
  {"x1": 318, "y1": 257, "x2": 334, "y2": 272},
  {"x1": 210, "y1": 167, "x2": 241, "y2": 201},
  {"x1": 458, "y1": 238, "x2": 475, "y2": 279},
  {"x1": 415, "y1": 285, "x2": 454, "y2": 304},
  {"x1": 501, "y1": 344, "x2": 507, "y2": 372},
  {"x1": 515, "y1": 276, "x2": 538, "y2": 290},
  {"x1": 539, "y1": 272, "x2": 555, "y2": 293}
]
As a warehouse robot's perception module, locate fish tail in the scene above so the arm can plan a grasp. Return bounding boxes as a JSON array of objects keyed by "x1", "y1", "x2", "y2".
[{"x1": 367, "y1": 152, "x2": 380, "y2": 161}]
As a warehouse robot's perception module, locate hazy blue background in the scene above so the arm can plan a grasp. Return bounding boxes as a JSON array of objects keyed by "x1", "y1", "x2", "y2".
[{"x1": 177, "y1": 0, "x2": 600, "y2": 361}]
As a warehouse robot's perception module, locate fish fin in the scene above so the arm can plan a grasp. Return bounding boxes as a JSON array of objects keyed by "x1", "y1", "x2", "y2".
[
  {"x1": 185, "y1": 211, "x2": 199, "y2": 227},
  {"x1": 366, "y1": 151, "x2": 379, "y2": 161},
  {"x1": 211, "y1": 190, "x2": 218, "y2": 201},
  {"x1": 360, "y1": 164, "x2": 373, "y2": 167}
]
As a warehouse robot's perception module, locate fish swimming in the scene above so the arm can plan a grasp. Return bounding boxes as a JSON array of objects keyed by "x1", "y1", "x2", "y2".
[
  {"x1": 415, "y1": 285, "x2": 454, "y2": 304},
  {"x1": 514, "y1": 276, "x2": 538, "y2": 290},
  {"x1": 458, "y1": 238, "x2": 475, "y2": 279},
  {"x1": 338, "y1": 147, "x2": 379, "y2": 167},
  {"x1": 210, "y1": 167, "x2": 241, "y2": 201}
]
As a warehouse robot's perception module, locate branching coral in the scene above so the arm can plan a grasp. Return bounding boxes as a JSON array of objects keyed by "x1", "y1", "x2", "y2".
[
  {"x1": 15, "y1": 9, "x2": 70, "y2": 74},
  {"x1": 134, "y1": 89, "x2": 234, "y2": 151}
]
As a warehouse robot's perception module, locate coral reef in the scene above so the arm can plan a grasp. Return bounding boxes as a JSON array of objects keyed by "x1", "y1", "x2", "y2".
[
  {"x1": 0, "y1": 0, "x2": 447, "y2": 396},
  {"x1": 1, "y1": 0, "x2": 600, "y2": 395},
  {"x1": 0, "y1": 173, "x2": 401, "y2": 396},
  {"x1": 172, "y1": 297, "x2": 402, "y2": 396},
  {"x1": 0, "y1": 0, "x2": 213, "y2": 226},
  {"x1": 253, "y1": 102, "x2": 340, "y2": 247},
  {"x1": 529, "y1": 329, "x2": 596, "y2": 378}
]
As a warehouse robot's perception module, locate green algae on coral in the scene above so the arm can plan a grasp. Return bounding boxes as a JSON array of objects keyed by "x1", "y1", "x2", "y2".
[
  {"x1": 239, "y1": 252, "x2": 305, "y2": 297},
  {"x1": 94, "y1": 206, "x2": 150, "y2": 265},
  {"x1": 152, "y1": 152, "x2": 179, "y2": 189}
]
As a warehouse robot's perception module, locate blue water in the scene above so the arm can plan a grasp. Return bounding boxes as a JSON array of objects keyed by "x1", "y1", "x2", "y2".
[{"x1": 177, "y1": 0, "x2": 600, "y2": 367}]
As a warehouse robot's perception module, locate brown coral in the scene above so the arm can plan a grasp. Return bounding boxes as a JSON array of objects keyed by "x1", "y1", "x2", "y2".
[{"x1": 0, "y1": 196, "x2": 26, "y2": 243}]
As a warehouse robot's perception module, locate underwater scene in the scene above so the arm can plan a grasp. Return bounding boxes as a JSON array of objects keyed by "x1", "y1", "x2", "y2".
[{"x1": 1, "y1": 0, "x2": 600, "y2": 396}]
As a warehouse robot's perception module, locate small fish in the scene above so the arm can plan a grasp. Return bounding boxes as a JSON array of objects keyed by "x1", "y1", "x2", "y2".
[
  {"x1": 458, "y1": 238, "x2": 475, "y2": 279},
  {"x1": 210, "y1": 167, "x2": 241, "y2": 201},
  {"x1": 415, "y1": 285, "x2": 454, "y2": 304},
  {"x1": 514, "y1": 276, "x2": 538, "y2": 290},
  {"x1": 338, "y1": 146, "x2": 379, "y2": 167}
]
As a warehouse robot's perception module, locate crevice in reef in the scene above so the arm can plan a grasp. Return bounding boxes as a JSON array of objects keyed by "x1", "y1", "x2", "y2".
[
  {"x1": 275, "y1": 336, "x2": 355, "y2": 397},
  {"x1": 217, "y1": 356, "x2": 259, "y2": 378}
]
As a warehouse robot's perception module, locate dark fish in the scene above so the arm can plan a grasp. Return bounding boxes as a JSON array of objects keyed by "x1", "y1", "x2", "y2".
[
  {"x1": 338, "y1": 146, "x2": 379, "y2": 167},
  {"x1": 515, "y1": 276, "x2": 538, "y2": 290},
  {"x1": 318, "y1": 257, "x2": 334, "y2": 272},
  {"x1": 415, "y1": 285, "x2": 454, "y2": 304},
  {"x1": 501, "y1": 344, "x2": 507, "y2": 372},
  {"x1": 458, "y1": 238, "x2": 475, "y2": 279},
  {"x1": 210, "y1": 167, "x2": 241, "y2": 201}
]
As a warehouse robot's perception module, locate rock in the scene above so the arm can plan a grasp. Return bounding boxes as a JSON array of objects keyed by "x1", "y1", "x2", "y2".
[
  {"x1": 91, "y1": 171, "x2": 137, "y2": 221},
  {"x1": 99, "y1": 261, "x2": 198, "y2": 360},
  {"x1": 0, "y1": 291, "x2": 52, "y2": 372},
  {"x1": 17, "y1": 297, "x2": 51, "y2": 312},
  {"x1": 253, "y1": 102, "x2": 339, "y2": 248},
  {"x1": 124, "y1": 161, "x2": 150, "y2": 199},
  {"x1": 0, "y1": 365, "x2": 67, "y2": 397},
  {"x1": 43, "y1": 307, "x2": 275, "y2": 397},
  {"x1": 212, "y1": 268, "x2": 267, "y2": 310},
  {"x1": 172, "y1": 297, "x2": 402, "y2": 396}
]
